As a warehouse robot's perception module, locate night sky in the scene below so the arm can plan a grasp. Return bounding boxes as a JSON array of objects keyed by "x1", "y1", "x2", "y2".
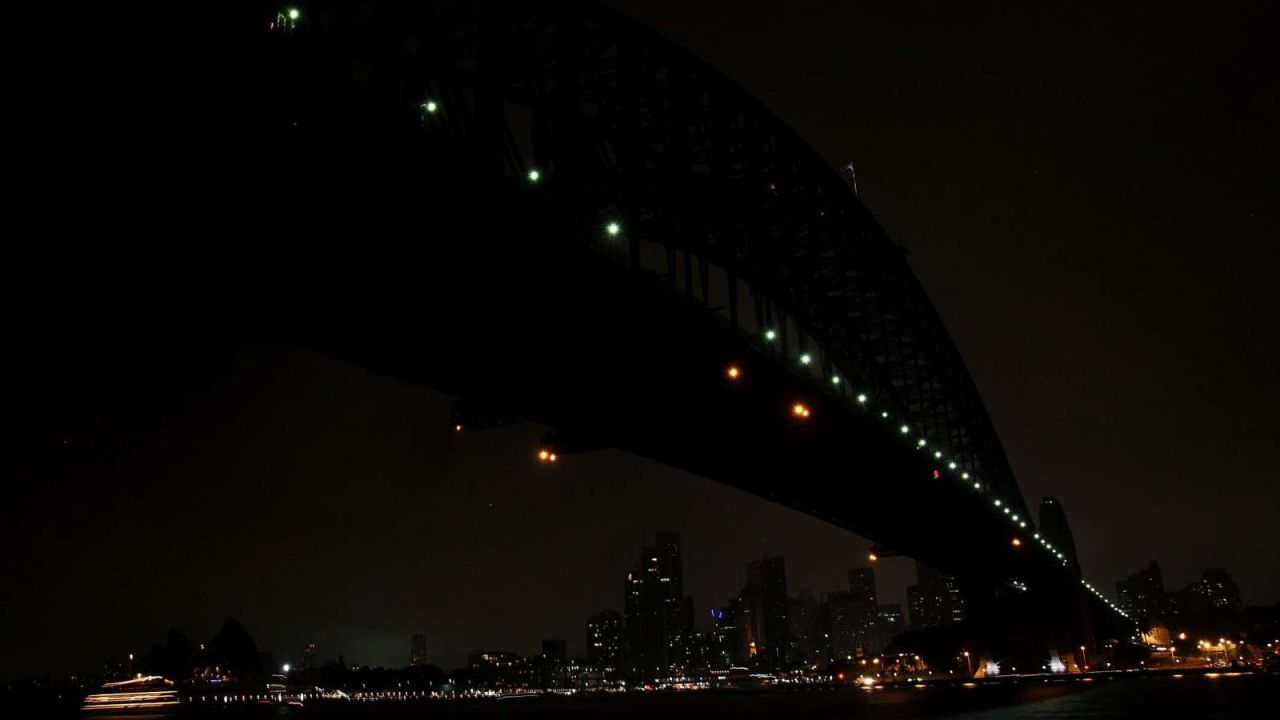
[{"x1": 3, "y1": 1, "x2": 1277, "y2": 680}]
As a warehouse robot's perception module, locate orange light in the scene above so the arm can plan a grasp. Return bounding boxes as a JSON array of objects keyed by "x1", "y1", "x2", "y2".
[
  {"x1": 549, "y1": 453, "x2": 558, "y2": 462},
  {"x1": 726, "y1": 365, "x2": 741, "y2": 380},
  {"x1": 1011, "y1": 537, "x2": 1022, "y2": 547},
  {"x1": 792, "y1": 403, "x2": 811, "y2": 418},
  {"x1": 537, "y1": 449, "x2": 550, "y2": 461},
  {"x1": 868, "y1": 553, "x2": 879, "y2": 562}
]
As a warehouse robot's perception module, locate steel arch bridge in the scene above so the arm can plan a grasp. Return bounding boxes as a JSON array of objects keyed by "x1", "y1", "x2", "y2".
[{"x1": 118, "y1": 0, "x2": 1133, "y2": 667}]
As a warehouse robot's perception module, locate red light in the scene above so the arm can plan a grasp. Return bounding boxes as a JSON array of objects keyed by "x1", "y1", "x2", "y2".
[
  {"x1": 837, "y1": 672, "x2": 845, "y2": 681},
  {"x1": 932, "y1": 469, "x2": 940, "y2": 479}
]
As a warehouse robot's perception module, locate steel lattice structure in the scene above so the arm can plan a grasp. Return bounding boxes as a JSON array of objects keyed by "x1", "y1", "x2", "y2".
[{"x1": 289, "y1": 0, "x2": 1028, "y2": 518}]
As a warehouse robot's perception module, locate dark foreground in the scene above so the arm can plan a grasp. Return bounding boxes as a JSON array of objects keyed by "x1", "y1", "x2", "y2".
[{"x1": 59, "y1": 673, "x2": 1277, "y2": 719}]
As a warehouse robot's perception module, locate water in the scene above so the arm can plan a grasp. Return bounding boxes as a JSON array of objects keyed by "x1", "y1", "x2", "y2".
[{"x1": 57, "y1": 673, "x2": 1275, "y2": 719}]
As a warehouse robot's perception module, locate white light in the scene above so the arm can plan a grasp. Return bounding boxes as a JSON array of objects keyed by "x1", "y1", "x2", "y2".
[
  {"x1": 899, "y1": 424, "x2": 909, "y2": 434},
  {"x1": 765, "y1": 329, "x2": 778, "y2": 341},
  {"x1": 283, "y1": 664, "x2": 291, "y2": 673},
  {"x1": 973, "y1": 482, "x2": 980, "y2": 489},
  {"x1": 423, "y1": 100, "x2": 439, "y2": 113},
  {"x1": 917, "y1": 438, "x2": 927, "y2": 447},
  {"x1": 961, "y1": 472, "x2": 969, "y2": 479},
  {"x1": 857, "y1": 393, "x2": 868, "y2": 403},
  {"x1": 831, "y1": 375, "x2": 841, "y2": 385},
  {"x1": 881, "y1": 411, "x2": 889, "y2": 418},
  {"x1": 934, "y1": 451, "x2": 942, "y2": 459},
  {"x1": 606, "y1": 221, "x2": 621, "y2": 236},
  {"x1": 288, "y1": 9, "x2": 300, "y2": 21},
  {"x1": 948, "y1": 462, "x2": 957, "y2": 470},
  {"x1": 799, "y1": 353, "x2": 812, "y2": 365},
  {"x1": 527, "y1": 169, "x2": 541, "y2": 182},
  {"x1": 993, "y1": 499, "x2": 1002, "y2": 507}
]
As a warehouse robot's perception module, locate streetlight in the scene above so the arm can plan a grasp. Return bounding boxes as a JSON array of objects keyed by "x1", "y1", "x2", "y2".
[
  {"x1": 963, "y1": 651, "x2": 972, "y2": 675},
  {"x1": 1080, "y1": 645, "x2": 1088, "y2": 671},
  {"x1": 283, "y1": 664, "x2": 291, "y2": 674}
]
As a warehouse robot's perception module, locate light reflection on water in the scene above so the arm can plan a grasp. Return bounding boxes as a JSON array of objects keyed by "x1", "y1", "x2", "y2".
[{"x1": 71, "y1": 674, "x2": 1278, "y2": 719}]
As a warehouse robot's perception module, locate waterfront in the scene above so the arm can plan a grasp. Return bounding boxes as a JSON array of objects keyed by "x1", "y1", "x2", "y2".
[{"x1": 43, "y1": 672, "x2": 1271, "y2": 718}]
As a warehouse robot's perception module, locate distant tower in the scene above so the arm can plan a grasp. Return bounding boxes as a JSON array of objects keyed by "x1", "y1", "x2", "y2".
[
  {"x1": 300, "y1": 642, "x2": 317, "y2": 671},
  {"x1": 624, "y1": 532, "x2": 693, "y2": 679},
  {"x1": 1116, "y1": 561, "x2": 1166, "y2": 620},
  {"x1": 1039, "y1": 496, "x2": 1081, "y2": 577},
  {"x1": 586, "y1": 610, "x2": 622, "y2": 678},
  {"x1": 747, "y1": 556, "x2": 789, "y2": 667},
  {"x1": 409, "y1": 634, "x2": 427, "y2": 667},
  {"x1": 847, "y1": 568, "x2": 879, "y2": 652},
  {"x1": 906, "y1": 561, "x2": 965, "y2": 632},
  {"x1": 1188, "y1": 568, "x2": 1242, "y2": 612}
]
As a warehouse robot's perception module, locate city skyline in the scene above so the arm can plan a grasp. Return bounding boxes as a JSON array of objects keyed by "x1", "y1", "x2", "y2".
[{"x1": 5, "y1": 0, "x2": 1277, "y2": 692}]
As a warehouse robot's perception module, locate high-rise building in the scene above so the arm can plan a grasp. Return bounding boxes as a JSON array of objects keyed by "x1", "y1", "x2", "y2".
[
  {"x1": 300, "y1": 642, "x2": 317, "y2": 671},
  {"x1": 1039, "y1": 496, "x2": 1081, "y2": 577},
  {"x1": 586, "y1": 610, "x2": 622, "y2": 677},
  {"x1": 747, "y1": 556, "x2": 789, "y2": 666},
  {"x1": 1186, "y1": 568, "x2": 1242, "y2": 612},
  {"x1": 1116, "y1": 561, "x2": 1166, "y2": 620},
  {"x1": 821, "y1": 591, "x2": 859, "y2": 660},
  {"x1": 868, "y1": 604, "x2": 903, "y2": 654},
  {"x1": 787, "y1": 590, "x2": 818, "y2": 665},
  {"x1": 847, "y1": 567, "x2": 879, "y2": 652},
  {"x1": 539, "y1": 639, "x2": 567, "y2": 689},
  {"x1": 907, "y1": 562, "x2": 965, "y2": 631},
  {"x1": 410, "y1": 634, "x2": 427, "y2": 667},
  {"x1": 624, "y1": 532, "x2": 693, "y2": 679}
]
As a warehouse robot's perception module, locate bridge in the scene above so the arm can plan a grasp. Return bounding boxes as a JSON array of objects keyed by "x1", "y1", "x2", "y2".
[{"x1": 88, "y1": 0, "x2": 1134, "y2": 672}]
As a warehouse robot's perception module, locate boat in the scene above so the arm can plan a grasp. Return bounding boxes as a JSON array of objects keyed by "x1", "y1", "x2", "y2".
[{"x1": 82, "y1": 675, "x2": 180, "y2": 715}]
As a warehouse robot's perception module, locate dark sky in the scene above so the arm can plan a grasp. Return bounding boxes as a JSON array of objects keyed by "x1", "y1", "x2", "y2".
[{"x1": 3, "y1": 1, "x2": 1277, "y2": 680}]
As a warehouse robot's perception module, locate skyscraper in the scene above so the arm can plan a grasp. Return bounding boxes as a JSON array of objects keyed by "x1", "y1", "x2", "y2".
[
  {"x1": 747, "y1": 556, "x2": 789, "y2": 667},
  {"x1": 409, "y1": 634, "x2": 427, "y2": 667},
  {"x1": 787, "y1": 590, "x2": 818, "y2": 665},
  {"x1": 1116, "y1": 560, "x2": 1166, "y2": 620},
  {"x1": 1187, "y1": 568, "x2": 1242, "y2": 612},
  {"x1": 868, "y1": 604, "x2": 904, "y2": 654},
  {"x1": 299, "y1": 642, "x2": 317, "y2": 671},
  {"x1": 586, "y1": 610, "x2": 622, "y2": 676},
  {"x1": 1039, "y1": 496, "x2": 1081, "y2": 577},
  {"x1": 624, "y1": 532, "x2": 693, "y2": 679},
  {"x1": 847, "y1": 567, "x2": 879, "y2": 652},
  {"x1": 821, "y1": 591, "x2": 859, "y2": 660},
  {"x1": 906, "y1": 561, "x2": 965, "y2": 631}
]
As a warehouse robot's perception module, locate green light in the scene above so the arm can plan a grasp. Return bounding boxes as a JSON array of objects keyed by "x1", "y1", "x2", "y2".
[
  {"x1": 527, "y1": 169, "x2": 540, "y2": 182},
  {"x1": 288, "y1": 8, "x2": 300, "y2": 21},
  {"x1": 606, "y1": 221, "x2": 621, "y2": 236},
  {"x1": 764, "y1": 329, "x2": 777, "y2": 341},
  {"x1": 799, "y1": 353, "x2": 812, "y2": 365}
]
